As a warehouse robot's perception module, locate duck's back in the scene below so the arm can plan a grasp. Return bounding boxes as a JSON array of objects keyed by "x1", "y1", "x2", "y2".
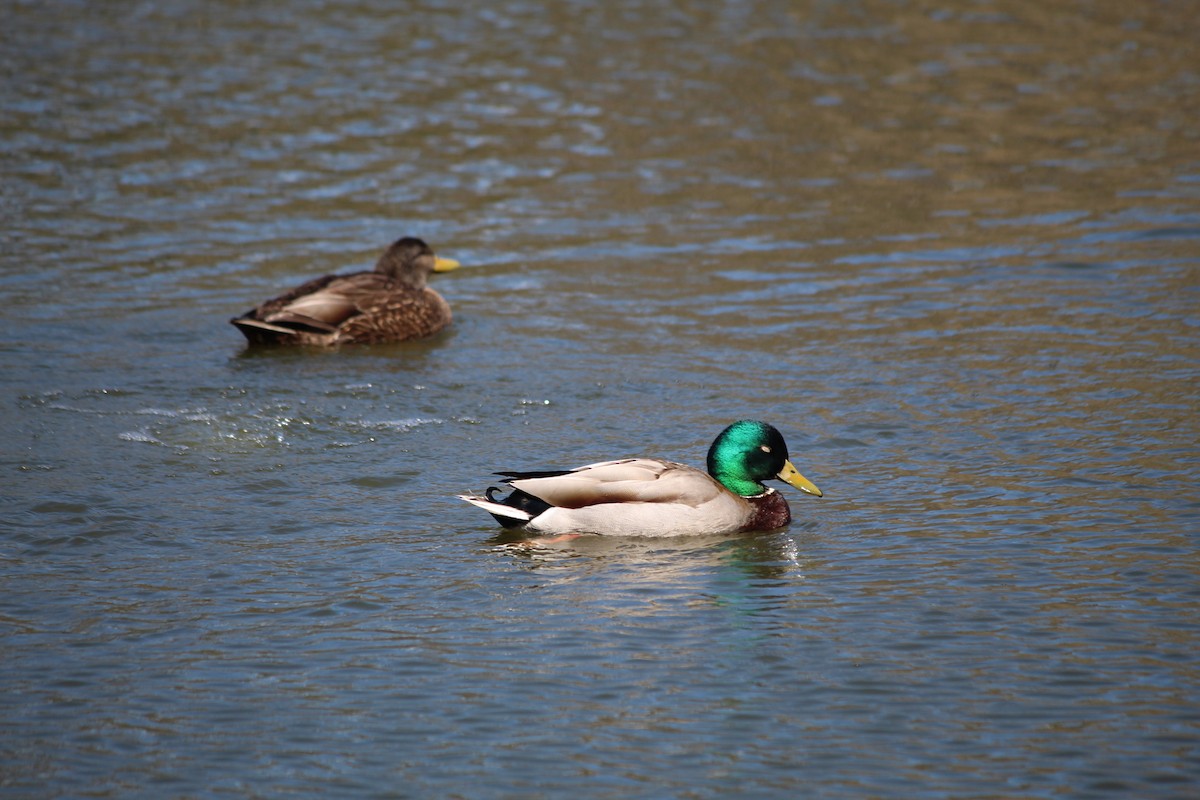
[
  {"x1": 510, "y1": 458, "x2": 755, "y2": 537},
  {"x1": 232, "y1": 272, "x2": 452, "y2": 346}
]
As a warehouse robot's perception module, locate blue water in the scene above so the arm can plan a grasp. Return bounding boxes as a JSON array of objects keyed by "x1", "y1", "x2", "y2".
[{"x1": 3, "y1": 1, "x2": 1199, "y2": 798}]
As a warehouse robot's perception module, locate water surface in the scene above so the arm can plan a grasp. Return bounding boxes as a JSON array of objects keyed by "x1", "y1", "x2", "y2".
[{"x1": 2, "y1": 1, "x2": 1198, "y2": 798}]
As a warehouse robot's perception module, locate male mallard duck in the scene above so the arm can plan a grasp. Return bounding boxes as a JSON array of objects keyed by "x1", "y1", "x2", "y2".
[
  {"x1": 230, "y1": 236, "x2": 459, "y2": 346},
  {"x1": 458, "y1": 420, "x2": 822, "y2": 537}
]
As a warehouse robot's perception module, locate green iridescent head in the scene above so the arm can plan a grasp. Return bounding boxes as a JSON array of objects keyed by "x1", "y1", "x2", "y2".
[{"x1": 706, "y1": 420, "x2": 823, "y2": 498}]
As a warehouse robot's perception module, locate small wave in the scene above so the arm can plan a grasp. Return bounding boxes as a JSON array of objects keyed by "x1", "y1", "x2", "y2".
[
  {"x1": 355, "y1": 417, "x2": 443, "y2": 432},
  {"x1": 135, "y1": 407, "x2": 179, "y2": 418},
  {"x1": 117, "y1": 430, "x2": 164, "y2": 446}
]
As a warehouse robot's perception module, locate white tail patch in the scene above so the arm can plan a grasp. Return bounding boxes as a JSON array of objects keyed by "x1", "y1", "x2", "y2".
[{"x1": 457, "y1": 494, "x2": 533, "y2": 522}]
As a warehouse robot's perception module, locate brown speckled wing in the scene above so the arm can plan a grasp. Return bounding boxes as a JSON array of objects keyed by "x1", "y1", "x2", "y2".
[
  {"x1": 245, "y1": 273, "x2": 347, "y2": 320},
  {"x1": 270, "y1": 273, "x2": 392, "y2": 325},
  {"x1": 334, "y1": 288, "x2": 452, "y2": 344}
]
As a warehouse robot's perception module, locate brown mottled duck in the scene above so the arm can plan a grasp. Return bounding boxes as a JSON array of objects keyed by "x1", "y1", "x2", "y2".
[{"x1": 230, "y1": 236, "x2": 459, "y2": 346}]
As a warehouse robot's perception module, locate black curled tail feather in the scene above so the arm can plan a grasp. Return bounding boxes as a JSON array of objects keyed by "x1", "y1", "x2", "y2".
[{"x1": 486, "y1": 485, "x2": 553, "y2": 528}]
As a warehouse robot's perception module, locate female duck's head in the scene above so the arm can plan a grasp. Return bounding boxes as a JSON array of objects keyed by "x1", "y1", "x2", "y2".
[{"x1": 375, "y1": 237, "x2": 460, "y2": 290}]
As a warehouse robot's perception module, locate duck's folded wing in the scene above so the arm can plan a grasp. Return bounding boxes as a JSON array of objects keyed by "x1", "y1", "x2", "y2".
[
  {"x1": 270, "y1": 292, "x2": 359, "y2": 328},
  {"x1": 239, "y1": 272, "x2": 385, "y2": 328},
  {"x1": 335, "y1": 290, "x2": 450, "y2": 342},
  {"x1": 267, "y1": 274, "x2": 394, "y2": 327},
  {"x1": 505, "y1": 459, "x2": 720, "y2": 509}
]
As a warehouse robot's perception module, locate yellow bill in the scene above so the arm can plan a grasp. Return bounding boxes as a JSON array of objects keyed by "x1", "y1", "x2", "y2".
[
  {"x1": 776, "y1": 459, "x2": 822, "y2": 497},
  {"x1": 434, "y1": 257, "x2": 461, "y2": 273}
]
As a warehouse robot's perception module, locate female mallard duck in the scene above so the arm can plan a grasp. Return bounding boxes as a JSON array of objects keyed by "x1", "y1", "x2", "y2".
[
  {"x1": 458, "y1": 420, "x2": 822, "y2": 537},
  {"x1": 230, "y1": 236, "x2": 459, "y2": 346}
]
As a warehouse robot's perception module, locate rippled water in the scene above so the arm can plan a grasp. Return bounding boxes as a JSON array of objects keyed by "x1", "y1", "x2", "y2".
[{"x1": 3, "y1": 1, "x2": 1199, "y2": 797}]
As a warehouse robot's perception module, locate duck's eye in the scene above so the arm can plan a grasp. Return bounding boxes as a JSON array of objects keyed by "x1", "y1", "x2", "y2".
[{"x1": 760, "y1": 445, "x2": 771, "y2": 453}]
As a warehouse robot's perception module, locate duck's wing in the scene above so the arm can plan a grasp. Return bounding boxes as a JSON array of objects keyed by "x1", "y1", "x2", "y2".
[
  {"x1": 332, "y1": 288, "x2": 452, "y2": 344},
  {"x1": 503, "y1": 458, "x2": 723, "y2": 509},
  {"x1": 231, "y1": 272, "x2": 361, "y2": 339},
  {"x1": 259, "y1": 272, "x2": 390, "y2": 329}
]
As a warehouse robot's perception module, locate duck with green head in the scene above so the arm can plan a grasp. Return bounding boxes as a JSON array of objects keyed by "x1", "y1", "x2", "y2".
[{"x1": 458, "y1": 420, "x2": 822, "y2": 537}]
